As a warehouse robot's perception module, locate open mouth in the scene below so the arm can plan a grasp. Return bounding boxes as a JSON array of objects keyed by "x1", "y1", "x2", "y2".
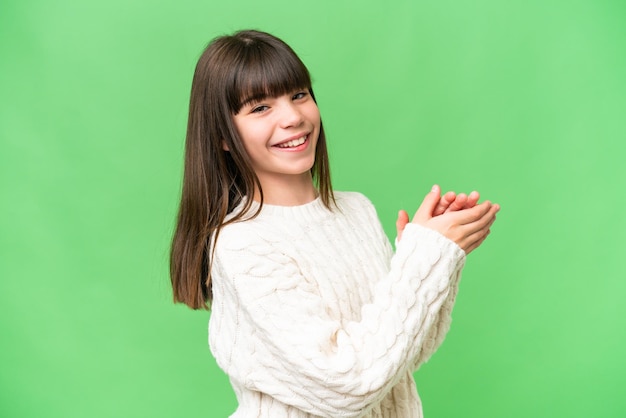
[{"x1": 274, "y1": 135, "x2": 308, "y2": 149}]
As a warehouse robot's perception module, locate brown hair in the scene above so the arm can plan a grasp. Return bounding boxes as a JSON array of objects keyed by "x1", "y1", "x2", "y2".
[{"x1": 170, "y1": 30, "x2": 334, "y2": 309}]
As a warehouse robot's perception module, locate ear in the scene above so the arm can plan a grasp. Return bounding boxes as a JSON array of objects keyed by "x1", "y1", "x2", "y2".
[{"x1": 222, "y1": 140, "x2": 230, "y2": 151}]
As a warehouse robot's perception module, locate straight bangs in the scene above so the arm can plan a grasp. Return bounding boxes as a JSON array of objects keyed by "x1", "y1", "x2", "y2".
[{"x1": 227, "y1": 42, "x2": 312, "y2": 114}]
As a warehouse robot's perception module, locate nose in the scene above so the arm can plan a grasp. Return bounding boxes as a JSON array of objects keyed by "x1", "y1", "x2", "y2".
[{"x1": 278, "y1": 100, "x2": 304, "y2": 129}]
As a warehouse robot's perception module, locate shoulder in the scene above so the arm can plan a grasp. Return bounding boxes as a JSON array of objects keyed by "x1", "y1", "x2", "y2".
[
  {"x1": 216, "y1": 218, "x2": 281, "y2": 253},
  {"x1": 334, "y1": 191, "x2": 376, "y2": 211},
  {"x1": 333, "y1": 191, "x2": 381, "y2": 221}
]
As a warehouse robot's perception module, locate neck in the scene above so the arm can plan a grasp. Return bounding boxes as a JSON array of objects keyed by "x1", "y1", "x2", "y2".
[{"x1": 253, "y1": 173, "x2": 318, "y2": 206}]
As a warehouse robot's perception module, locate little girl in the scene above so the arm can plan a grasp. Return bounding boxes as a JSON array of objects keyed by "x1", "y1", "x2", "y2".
[{"x1": 170, "y1": 29, "x2": 499, "y2": 418}]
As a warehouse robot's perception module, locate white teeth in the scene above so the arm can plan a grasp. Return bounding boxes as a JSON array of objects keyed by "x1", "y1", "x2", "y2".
[{"x1": 277, "y1": 135, "x2": 307, "y2": 148}]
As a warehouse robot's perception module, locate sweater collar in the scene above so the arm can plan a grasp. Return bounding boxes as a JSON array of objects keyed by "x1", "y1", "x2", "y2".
[{"x1": 233, "y1": 194, "x2": 332, "y2": 221}]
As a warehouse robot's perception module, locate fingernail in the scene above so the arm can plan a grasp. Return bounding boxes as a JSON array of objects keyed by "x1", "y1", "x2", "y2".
[{"x1": 431, "y1": 184, "x2": 438, "y2": 192}]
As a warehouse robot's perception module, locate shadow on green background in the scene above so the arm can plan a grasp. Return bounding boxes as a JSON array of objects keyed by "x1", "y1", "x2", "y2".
[{"x1": 1, "y1": 0, "x2": 625, "y2": 417}]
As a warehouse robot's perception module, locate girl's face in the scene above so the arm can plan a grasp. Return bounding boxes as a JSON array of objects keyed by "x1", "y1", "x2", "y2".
[{"x1": 232, "y1": 89, "x2": 320, "y2": 189}]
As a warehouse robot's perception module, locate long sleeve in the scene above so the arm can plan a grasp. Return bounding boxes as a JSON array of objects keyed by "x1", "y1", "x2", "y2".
[
  {"x1": 393, "y1": 234, "x2": 463, "y2": 371},
  {"x1": 411, "y1": 266, "x2": 462, "y2": 371},
  {"x1": 208, "y1": 192, "x2": 466, "y2": 418}
]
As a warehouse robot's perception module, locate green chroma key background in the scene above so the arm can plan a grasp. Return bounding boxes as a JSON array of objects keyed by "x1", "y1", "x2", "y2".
[{"x1": 1, "y1": 0, "x2": 625, "y2": 416}]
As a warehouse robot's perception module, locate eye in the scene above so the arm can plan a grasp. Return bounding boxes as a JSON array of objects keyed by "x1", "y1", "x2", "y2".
[
  {"x1": 292, "y1": 91, "x2": 308, "y2": 100},
  {"x1": 251, "y1": 104, "x2": 269, "y2": 113}
]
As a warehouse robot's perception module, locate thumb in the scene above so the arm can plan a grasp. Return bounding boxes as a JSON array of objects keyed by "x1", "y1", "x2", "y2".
[
  {"x1": 413, "y1": 185, "x2": 441, "y2": 224},
  {"x1": 396, "y1": 209, "x2": 410, "y2": 241}
]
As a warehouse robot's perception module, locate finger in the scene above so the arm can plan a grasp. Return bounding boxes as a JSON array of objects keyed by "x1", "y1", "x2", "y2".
[
  {"x1": 433, "y1": 191, "x2": 456, "y2": 216},
  {"x1": 457, "y1": 206, "x2": 499, "y2": 249},
  {"x1": 460, "y1": 203, "x2": 499, "y2": 233},
  {"x1": 467, "y1": 205, "x2": 500, "y2": 251},
  {"x1": 464, "y1": 229, "x2": 491, "y2": 254},
  {"x1": 413, "y1": 185, "x2": 441, "y2": 223},
  {"x1": 396, "y1": 210, "x2": 410, "y2": 241},
  {"x1": 459, "y1": 212, "x2": 496, "y2": 250},
  {"x1": 465, "y1": 191, "x2": 480, "y2": 209},
  {"x1": 447, "y1": 193, "x2": 467, "y2": 212},
  {"x1": 444, "y1": 200, "x2": 492, "y2": 225}
]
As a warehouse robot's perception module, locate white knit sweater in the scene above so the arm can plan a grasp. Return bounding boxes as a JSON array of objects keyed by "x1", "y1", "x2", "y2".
[{"x1": 208, "y1": 191, "x2": 466, "y2": 417}]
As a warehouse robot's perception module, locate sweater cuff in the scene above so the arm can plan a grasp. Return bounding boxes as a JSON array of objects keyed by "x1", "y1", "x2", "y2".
[{"x1": 399, "y1": 223, "x2": 466, "y2": 261}]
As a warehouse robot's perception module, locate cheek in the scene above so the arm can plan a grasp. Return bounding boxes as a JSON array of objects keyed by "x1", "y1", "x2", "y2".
[
  {"x1": 234, "y1": 122, "x2": 263, "y2": 148},
  {"x1": 307, "y1": 106, "x2": 321, "y2": 130}
]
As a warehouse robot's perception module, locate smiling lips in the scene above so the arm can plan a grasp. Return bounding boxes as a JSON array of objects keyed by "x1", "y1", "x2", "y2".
[{"x1": 274, "y1": 135, "x2": 308, "y2": 149}]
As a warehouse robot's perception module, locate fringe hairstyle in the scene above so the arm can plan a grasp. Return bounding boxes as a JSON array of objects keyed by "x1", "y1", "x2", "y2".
[{"x1": 170, "y1": 30, "x2": 335, "y2": 309}]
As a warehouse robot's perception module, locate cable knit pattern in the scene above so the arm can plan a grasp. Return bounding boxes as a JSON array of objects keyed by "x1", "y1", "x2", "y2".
[{"x1": 209, "y1": 192, "x2": 466, "y2": 417}]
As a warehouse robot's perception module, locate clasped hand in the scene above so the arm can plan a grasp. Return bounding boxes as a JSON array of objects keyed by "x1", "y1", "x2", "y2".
[{"x1": 396, "y1": 185, "x2": 500, "y2": 254}]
